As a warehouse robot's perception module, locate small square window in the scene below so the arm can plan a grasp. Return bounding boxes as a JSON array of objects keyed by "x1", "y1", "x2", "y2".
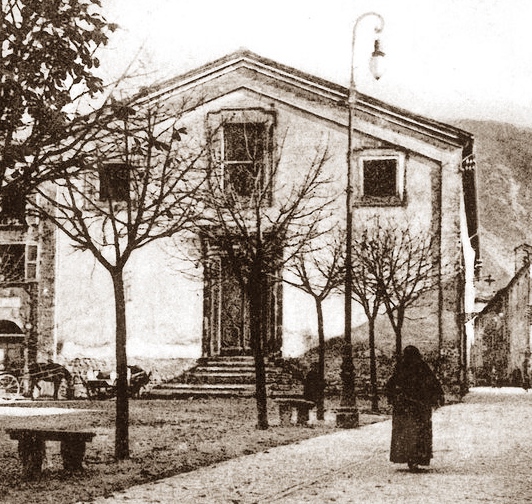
[
  {"x1": 363, "y1": 159, "x2": 398, "y2": 198},
  {"x1": 357, "y1": 151, "x2": 405, "y2": 206},
  {"x1": 99, "y1": 164, "x2": 130, "y2": 201}
]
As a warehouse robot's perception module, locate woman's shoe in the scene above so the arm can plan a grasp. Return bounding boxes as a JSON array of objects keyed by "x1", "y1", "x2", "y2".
[{"x1": 408, "y1": 461, "x2": 419, "y2": 472}]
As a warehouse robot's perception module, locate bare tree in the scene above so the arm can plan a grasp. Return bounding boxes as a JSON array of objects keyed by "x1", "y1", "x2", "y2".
[
  {"x1": 284, "y1": 231, "x2": 343, "y2": 419},
  {"x1": 196, "y1": 119, "x2": 334, "y2": 429},
  {"x1": 354, "y1": 218, "x2": 437, "y2": 359},
  {"x1": 29, "y1": 100, "x2": 205, "y2": 460}
]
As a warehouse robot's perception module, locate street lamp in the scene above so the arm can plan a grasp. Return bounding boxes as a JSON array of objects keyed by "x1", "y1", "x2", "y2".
[{"x1": 337, "y1": 12, "x2": 385, "y2": 429}]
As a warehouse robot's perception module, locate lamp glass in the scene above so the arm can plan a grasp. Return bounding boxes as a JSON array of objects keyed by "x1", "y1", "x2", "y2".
[
  {"x1": 370, "y1": 39, "x2": 386, "y2": 80},
  {"x1": 370, "y1": 54, "x2": 385, "y2": 80}
]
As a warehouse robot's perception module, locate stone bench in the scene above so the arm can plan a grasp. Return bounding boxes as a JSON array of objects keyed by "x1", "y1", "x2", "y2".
[
  {"x1": 334, "y1": 406, "x2": 360, "y2": 428},
  {"x1": 274, "y1": 397, "x2": 315, "y2": 426},
  {"x1": 6, "y1": 428, "x2": 96, "y2": 479}
]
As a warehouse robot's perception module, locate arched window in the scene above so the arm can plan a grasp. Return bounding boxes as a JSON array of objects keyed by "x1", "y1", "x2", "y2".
[{"x1": 0, "y1": 320, "x2": 24, "y2": 370}]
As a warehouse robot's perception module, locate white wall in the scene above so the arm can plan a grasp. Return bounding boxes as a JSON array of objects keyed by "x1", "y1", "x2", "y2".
[
  {"x1": 53, "y1": 81, "x2": 463, "y2": 362},
  {"x1": 55, "y1": 233, "x2": 203, "y2": 360}
]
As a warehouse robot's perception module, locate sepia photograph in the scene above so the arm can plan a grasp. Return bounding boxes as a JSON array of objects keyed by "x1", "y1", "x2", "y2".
[{"x1": 1, "y1": 0, "x2": 531, "y2": 502}]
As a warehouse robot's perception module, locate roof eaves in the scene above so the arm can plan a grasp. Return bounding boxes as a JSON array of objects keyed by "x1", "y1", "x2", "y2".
[
  {"x1": 134, "y1": 49, "x2": 474, "y2": 148},
  {"x1": 135, "y1": 49, "x2": 346, "y2": 106},
  {"x1": 356, "y1": 93, "x2": 473, "y2": 148}
]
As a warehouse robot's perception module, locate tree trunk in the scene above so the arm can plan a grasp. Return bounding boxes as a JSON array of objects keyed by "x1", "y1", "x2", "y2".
[
  {"x1": 395, "y1": 332, "x2": 401, "y2": 358},
  {"x1": 249, "y1": 264, "x2": 268, "y2": 430},
  {"x1": 368, "y1": 316, "x2": 379, "y2": 413},
  {"x1": 395, "y1": 310, "x2": 404, "y2": 359},
  {"x1": 315, "y1": 297, "x2": 325, "y2": 420},
  {"x1": 387, "y1": 308, "x2": 404, "y2": 359},
  {"x1": 112, "y1": 268, "x2": 129, "y2": 460}
]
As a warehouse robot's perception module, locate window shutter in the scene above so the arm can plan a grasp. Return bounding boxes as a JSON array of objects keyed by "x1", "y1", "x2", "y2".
[
  {"x1": 25, "y1": 244, "x2": 38, "y2": 281},
  {"x1": 206, "y1": 112, "x2": 223, "y2": 171}
]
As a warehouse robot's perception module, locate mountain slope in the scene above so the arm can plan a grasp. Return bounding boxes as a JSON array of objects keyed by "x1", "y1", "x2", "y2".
[{"x1": 455, "y1": 119, "x2": 532, "y2": 297}]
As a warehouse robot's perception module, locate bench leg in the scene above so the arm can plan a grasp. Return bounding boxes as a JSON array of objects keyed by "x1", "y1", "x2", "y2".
[
  {"x1": 279, "y1": 403, "x2": 292, "y2": 426},
  {"x1": 18, "y1": 436, "x2": 45, "y2": 480},
  {"x1": 60, "y1": 440, "x2": 86, "y2": 472},
  {"x1": 296, "y1": 405, "x2": 311, "y2": 425}
]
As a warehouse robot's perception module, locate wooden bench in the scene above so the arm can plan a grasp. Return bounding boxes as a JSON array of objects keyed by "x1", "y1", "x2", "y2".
[
  {"x1": 274, "y1": 397, "x2": 315, "y2": 426},
  {"x1": 6, "y1": 428, "x2": 96, "y2": 479}
]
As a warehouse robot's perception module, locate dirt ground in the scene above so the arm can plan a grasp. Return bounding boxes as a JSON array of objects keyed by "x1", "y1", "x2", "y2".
[{"x1": 0, "y1": 396, "x2": 388, "y2": 504}]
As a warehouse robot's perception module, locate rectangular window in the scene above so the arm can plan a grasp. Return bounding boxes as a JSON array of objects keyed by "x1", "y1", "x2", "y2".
[
  {"x1": 0, "y1": 244, "x2": 39, "y2": 282},
  {"x1": 357, "y1": 151, "x2": 405, "y2": 205},
  {"x1": 0, "y1": 244, "x2": 26, "y2": 282},
  {"x1": 223, "y1": 122, "x2": 266, "y2": 198},
  {"x1": 99, "y1": 163, "x2": 130, "y2": 201}
]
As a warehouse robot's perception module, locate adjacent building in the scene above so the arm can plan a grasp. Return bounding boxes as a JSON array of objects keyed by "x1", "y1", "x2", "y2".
[{"x1": 471, "y1": 244, "x2": 532, "y2": 386}]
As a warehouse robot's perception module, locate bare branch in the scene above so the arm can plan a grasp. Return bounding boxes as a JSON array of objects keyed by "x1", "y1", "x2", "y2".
[{"x1": 352, "y1": 217, "x2": 438, "y2": 355}]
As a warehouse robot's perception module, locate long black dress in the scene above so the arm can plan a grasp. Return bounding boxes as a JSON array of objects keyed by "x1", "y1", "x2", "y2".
[{"x1": 385, "y1": 346, "x2": 444, "y2": 468}]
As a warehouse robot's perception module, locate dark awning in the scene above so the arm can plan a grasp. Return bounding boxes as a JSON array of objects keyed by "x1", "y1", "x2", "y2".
[{"x1": 0, "y1": 320, "x2": 23, "y2": 334}]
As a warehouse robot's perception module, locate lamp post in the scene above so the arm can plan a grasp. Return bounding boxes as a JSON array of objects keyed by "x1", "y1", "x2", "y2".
[{"x1": 337, "y1": 12, "x2": 385, "y2": 429}]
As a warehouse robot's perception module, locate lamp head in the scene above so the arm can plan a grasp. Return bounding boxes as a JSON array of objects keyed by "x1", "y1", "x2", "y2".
[{"x1": 369, "y1": 39, "x2": 386, "y2": 80}]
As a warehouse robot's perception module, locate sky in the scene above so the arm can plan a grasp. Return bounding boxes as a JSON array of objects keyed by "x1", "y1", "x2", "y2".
[{"x1": 98, "y1": 0, "x2": 532, "y2": 129}]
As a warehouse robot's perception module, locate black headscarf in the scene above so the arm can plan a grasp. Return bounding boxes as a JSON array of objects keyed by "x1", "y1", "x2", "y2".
[{"x1": 387, "y1": 346, "x2": 443, "y2": 406}]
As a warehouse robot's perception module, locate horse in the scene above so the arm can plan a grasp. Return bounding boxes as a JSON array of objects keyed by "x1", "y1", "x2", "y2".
[{"x1": 28, "y1": 362, "x2": 73, "y2": 400}]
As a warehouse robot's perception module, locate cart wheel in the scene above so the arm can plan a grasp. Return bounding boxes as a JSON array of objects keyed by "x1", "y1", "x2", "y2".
[{"x1": 0, "y1": 374, "x2": 21, "y2": 402}]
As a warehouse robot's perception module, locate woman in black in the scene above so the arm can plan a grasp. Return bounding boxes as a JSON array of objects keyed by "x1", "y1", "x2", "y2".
[{"x1": 386, "y1": 345, "x2": 444, "y2": 472}]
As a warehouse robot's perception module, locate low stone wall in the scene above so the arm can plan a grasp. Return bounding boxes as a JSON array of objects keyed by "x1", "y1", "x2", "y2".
[
  {"x1": 52, "y1": 357, "x2": 197, "y2": 399},
  {"x1": 293, "y1": 342, "x2": 465, "y2": 404}
]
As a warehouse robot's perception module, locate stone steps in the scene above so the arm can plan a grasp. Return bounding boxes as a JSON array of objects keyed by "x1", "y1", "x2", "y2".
[
  {"x1": 147, "y1": 383, "x2": 256, "y2": 399},
  {"x1": 149, "y1": 356, "x2": 300, "y2": 398},
  {"x1": 186, "y1": 371, "x2": 256, "y2": 385}
]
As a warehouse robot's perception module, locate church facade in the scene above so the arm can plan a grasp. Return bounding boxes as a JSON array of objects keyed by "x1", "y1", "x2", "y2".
[{"x1": 0, "y1": 51, "x2": 480, "y2": 391}]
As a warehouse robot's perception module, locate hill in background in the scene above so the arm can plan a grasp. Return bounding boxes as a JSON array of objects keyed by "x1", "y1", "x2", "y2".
[{"x1": 455, "y1": 119, "x2": 532, "y2": 299}]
